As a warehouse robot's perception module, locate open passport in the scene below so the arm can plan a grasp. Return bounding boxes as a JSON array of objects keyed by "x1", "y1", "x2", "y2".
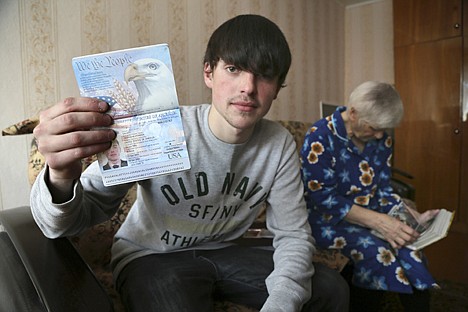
[
  {"x1": 372, "y1": 201, "x2": 454, "y2": 250},
  {"x1": 72, "y1": 44, "x2": 191, "y2": 186}
]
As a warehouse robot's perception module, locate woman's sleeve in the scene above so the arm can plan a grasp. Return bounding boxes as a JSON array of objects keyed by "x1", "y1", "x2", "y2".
[
  {"x1": 300, "y1": 126, "x2": 354, "y2": 225},
  {"x1": 373, "y1": 136, "x2": 401, "y2": 214}
]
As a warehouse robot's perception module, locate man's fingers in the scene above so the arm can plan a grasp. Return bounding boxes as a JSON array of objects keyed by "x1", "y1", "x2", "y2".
[
  {"x1": 34, "y1": 111, "x2": 113, "y2": 137},
  {"x1": 39, "y1": 97, "x2": 110, "y2": 122},
  {"x1": 32, "y1": 97, "x2": 115, "y2": 182},
  {"x1": 46, "y1": 141, "x2": 114, "y2": 170},
  {"x1": 55, "y1": 112, "x2": 113, "y2": 134},
  {"x1": 36, "y1": 129, "x2": 116, "y2": 158}
]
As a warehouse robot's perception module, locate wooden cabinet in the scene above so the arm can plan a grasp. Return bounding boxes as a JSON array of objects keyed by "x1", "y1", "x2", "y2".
[
  {"x1": 394, "y1": 0, "x2": 461, "y2": 46},
  {"x1": 393, "y1": 0, "x2": 468, "y2": 283},
  {"x1": 394, "y1": 38, "x2": 461, "y2": 213}
]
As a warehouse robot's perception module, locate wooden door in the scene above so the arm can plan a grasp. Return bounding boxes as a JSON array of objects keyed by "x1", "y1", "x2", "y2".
[
  {"x1": 394, "y1": 37, "x2": 468, "y2": 283},
  {"x1": 393, "y1": 0, "x2": 468, "y2": 283},
  {"x1": 394, "y1": 38, "x2": 461, "y2": 215}
]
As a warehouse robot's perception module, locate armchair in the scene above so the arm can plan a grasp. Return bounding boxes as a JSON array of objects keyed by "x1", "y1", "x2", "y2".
[
  {"x1": 0, "y1": 118, "x2": 349, "y2": 312},
  {"x1": 0, "y1": 206, "x2": 113, "y2": 312}
]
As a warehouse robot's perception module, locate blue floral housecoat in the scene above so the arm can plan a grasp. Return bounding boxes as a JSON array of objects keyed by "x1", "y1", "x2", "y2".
[{"x1": 300, "y1": 107, "x2": 437, "y2": 293}]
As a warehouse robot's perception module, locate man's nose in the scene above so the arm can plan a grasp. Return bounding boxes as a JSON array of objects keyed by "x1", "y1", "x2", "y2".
[{"x1": 240, "y1": 72, "x2": 256, "y2": 94}]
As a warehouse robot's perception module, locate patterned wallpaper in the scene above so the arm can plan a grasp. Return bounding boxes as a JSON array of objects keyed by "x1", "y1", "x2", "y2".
[
  {"x1": 0, "y1": 0, "x2": 393, "y2": 211},
  {"x1": 16, "y1": 0, "x2": 345, "y2": 122}
]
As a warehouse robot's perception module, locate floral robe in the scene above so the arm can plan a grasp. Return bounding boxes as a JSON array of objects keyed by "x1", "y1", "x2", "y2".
[{"x1": 300, "y1": 106, "x2": 437, "y2": 293}]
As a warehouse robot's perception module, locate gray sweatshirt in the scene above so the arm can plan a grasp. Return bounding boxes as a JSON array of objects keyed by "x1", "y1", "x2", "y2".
[{"x1": 31, "y1": 104, "x2": 315, "y2": 311}]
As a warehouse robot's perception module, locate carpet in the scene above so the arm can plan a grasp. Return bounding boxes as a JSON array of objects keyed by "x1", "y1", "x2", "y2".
[{"x1": 381, "y1": 280, "x2": 468, "y2": 311}]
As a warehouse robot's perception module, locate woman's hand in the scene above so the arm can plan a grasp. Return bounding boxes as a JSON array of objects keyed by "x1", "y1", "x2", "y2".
[
  {"x1": 373, "y1": 213, "x2": 420, "y2": 249},
  {"x1": 345, "y1": 204, "x2": 420, "y2": 249},
  {"x1": 413, "y1": 209, "x2": 440, "y2": 226}
]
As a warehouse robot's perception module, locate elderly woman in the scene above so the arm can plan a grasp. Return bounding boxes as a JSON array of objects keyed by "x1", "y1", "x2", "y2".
[{"x1": 300, "y1": 81, "x2": 439, "y2": 311}]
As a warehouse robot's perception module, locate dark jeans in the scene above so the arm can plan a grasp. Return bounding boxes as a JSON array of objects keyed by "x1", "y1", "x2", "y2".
[{"x1": 116, "y1": 245, "x2": 349, "y2": 312}]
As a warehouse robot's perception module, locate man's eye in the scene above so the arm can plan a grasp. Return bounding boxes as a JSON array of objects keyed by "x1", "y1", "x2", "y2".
[
  {"x1": 258, "y1": 75, "x2": 276, "y2": 82},
  {"x1": 226, "y1": 66, "x2": 238, "y2": 73}
]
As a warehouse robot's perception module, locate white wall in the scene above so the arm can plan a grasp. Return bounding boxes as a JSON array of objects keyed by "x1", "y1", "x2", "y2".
[{"x1": 0, "y1": 0, "x2": 32, "y2": 210}]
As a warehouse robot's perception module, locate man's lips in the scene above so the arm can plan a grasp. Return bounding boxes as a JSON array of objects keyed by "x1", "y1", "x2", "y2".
[{"x1": 232, "y1": 101, "x2": 257, "y2": 112}]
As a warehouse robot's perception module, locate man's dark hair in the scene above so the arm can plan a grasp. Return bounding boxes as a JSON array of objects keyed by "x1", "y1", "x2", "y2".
[{"x1": 203, "y1": 14, "x2": 292, "y2": 88}]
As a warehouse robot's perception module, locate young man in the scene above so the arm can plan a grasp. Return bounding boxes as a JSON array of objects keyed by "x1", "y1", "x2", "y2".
[{"x1": 31, "y1": 15, "x2": 348, "y2": 311}]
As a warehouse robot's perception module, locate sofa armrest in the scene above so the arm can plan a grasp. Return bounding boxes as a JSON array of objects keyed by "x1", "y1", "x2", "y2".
[{"x1": 0, "y1": 206, "x2": 113, "y2": 312}]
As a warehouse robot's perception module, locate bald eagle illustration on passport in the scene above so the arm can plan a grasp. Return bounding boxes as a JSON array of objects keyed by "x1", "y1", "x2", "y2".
[
  {"x1": 124, "y1": 58, "x2": 178, "y2": 113},
  {"x1": 72, "y1": 44, "x2": 180, "y2": 118}
]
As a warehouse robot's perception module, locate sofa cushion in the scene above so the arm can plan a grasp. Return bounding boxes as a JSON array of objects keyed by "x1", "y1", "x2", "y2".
[{"x1": 2, "y1": 117, "x2": 39, "y2": 136}]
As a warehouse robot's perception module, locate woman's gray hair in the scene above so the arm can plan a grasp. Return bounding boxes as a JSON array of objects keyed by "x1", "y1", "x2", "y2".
[{"x1": 347, "y1": 81, "x2": 404, "y2": 129}]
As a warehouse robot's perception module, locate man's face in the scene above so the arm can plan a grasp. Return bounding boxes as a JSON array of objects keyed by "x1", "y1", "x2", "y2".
[
  {"x1": 204, "y1": 60, "x2": 280, "y2": 139},
  {"x1": 105, "y1": 142, "x2": 121, "y2": 161}
]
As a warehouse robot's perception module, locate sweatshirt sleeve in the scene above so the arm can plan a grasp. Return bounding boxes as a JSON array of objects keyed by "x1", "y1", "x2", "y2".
[
  {"x1": 30, "y1": 162, "x2": 132, "y2": 238},
  {"x1": 261, "y1": 131, "x2": 315, "y2": 311}
]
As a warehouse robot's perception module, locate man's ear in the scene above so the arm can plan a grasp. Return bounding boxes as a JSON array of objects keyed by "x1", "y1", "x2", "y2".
[
  {"x1": 273, "y1": 85, "x2": 282, "y2": 100},
  {"x1": 203, "y1": 63, "x2": 213, "y2": 89}
]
